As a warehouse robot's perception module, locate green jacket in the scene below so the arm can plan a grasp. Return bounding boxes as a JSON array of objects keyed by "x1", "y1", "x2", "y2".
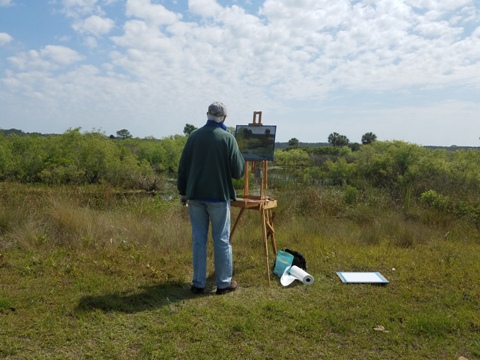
[{"x1": 177, "y1": 122, "x2": 245, "y2": 201}]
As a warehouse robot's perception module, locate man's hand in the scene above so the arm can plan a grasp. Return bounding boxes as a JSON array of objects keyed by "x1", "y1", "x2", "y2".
[{"x1": 180, "y1": 195, "x2": 188, "y2": 206}]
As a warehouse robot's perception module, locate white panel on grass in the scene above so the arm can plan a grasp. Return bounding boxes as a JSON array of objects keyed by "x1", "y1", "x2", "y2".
[{"x1": 336, "y1": 272, "x2": 389, "y2": 284}]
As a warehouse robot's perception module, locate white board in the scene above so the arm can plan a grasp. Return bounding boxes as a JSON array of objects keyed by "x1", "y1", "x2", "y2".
[{"x1": 336, "y1": 272, "x2": 389, "y2": 284}]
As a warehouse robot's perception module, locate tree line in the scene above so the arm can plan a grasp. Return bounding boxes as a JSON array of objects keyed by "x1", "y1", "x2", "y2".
[
  {"x1": 287, "y1": 131, "x2": 377, "y2": 150},
  {"x1": 1, "y1": 127, "x2": 480, "y2": 220}
]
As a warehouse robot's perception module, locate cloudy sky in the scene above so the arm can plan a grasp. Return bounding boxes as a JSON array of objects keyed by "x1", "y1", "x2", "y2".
[{"x1": 1, "y1": 0, "x2": 479, "y2": 146}]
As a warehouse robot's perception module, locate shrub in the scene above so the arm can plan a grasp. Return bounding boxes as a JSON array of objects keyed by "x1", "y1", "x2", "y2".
[{"x1": 421, "y1": 190, "x2": 450, "y2": 212}]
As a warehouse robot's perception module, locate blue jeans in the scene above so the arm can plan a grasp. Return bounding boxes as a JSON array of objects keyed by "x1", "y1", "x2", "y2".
[{"x1": 188, "y1": 200, "x2": 232, "y2": 289}]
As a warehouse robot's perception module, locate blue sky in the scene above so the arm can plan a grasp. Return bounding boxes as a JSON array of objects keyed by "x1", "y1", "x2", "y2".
[{"x1": 1, "y1": 0, "x2": 479, "y2": 146}]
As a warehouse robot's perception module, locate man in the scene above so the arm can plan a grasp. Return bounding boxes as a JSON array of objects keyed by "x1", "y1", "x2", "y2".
[{"x1": 178, "y1": 101, "x2": 245, "y2": 295}]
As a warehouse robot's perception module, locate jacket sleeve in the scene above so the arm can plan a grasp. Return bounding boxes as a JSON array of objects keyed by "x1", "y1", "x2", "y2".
[
  {"x1": 230, "y1": 139, "x2": 245, "y2": 180},
  {"x1": 177, "y1": 144, "x2": 188, "y2": 196}
]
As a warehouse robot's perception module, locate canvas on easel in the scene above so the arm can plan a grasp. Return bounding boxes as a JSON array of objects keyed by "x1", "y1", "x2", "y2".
[{"x1": 235, "y1": 124, "x2": 276, "y2": 161}]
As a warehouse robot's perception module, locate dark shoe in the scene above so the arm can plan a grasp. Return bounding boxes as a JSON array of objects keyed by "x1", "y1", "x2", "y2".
[
  {"x1": 190, "y1": 285, "x2": 204, "y2": 294},
  {"x1": 216, "y1": 281, "x2": 238, "y2": 295}
]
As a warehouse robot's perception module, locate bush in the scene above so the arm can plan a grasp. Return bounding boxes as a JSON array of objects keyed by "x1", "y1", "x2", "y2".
[{"x1": 0, "y1": 129, "x2": 187, "y2": 190}]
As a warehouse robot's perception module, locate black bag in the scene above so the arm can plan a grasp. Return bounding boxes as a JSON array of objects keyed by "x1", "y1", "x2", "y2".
[{"x1": 284, "y1": 248, "x2": 307, "y2": 271}]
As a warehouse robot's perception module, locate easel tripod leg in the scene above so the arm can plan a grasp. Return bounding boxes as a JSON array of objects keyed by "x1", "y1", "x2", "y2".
[
  {"x1": 261, "y1": 205, "x2": 271, "y2": 285},
  {"x1": 230, "y1": 207, "x2": 245, "y2": 241},
  {"x1": 266, "y1": 209, "x2": 277, "y2": 254}
]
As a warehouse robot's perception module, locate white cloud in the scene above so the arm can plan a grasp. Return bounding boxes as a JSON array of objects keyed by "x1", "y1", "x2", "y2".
[
  {"x1": 0, "y1": 0, "x2": 13, "y2": 7},
  {"x1": 0, "y1": 32, "x2": 13, "y2": 45},
  {"x1": 41, "y1": 45, "x2": 84, "y2": 65},
  {"x1": 111, "y1": 20, "x2": 173, "y2": 51},
  {"x1": 126, "y1": 0, "x2": 181, "y2": 25},
  {"x1": 188, "y1": 0, "x2": 224, "y2": 18},
  {"x1": 8, "y1": 50, "x2": 52, "y2": 71},
  {"x1": 8, "y1": 45, "x2": 83, "y2": 71},
  {"x1": 60, "y1": 0, "x2": 480, "y2": 100},
  {"x1": 83, "y1": 36, "x2": 99, "y2": 47},
  {"x1": 73, "y1": 15, "x2": 115, "y2": 36},
  {"x1": 60, "y1": 0, "x2": 104, "y2": 18}
]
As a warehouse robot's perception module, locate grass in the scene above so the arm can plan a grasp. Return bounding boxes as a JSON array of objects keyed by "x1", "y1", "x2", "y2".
[{"x1": 1, "y1": 183, "x2": 479, "y2": 359}]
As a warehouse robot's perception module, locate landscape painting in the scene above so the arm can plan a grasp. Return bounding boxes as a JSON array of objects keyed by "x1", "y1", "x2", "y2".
[{"x1": 235, "y1": 125, "x2": 277, "y2": 161}]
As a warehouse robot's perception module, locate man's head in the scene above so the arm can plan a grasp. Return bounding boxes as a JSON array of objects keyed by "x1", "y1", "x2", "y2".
[{"x1": 207, "y1": 101, "x2": 227, "y2": 123}]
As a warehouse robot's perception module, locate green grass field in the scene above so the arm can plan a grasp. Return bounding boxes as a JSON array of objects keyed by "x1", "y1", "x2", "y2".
[{"x1": 1, "y1": 184, "x2": 479, "y2": 359}]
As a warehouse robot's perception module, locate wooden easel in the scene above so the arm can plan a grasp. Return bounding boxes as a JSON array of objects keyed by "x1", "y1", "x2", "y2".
[{"x1": 231, "y1": 111, "x2": 278, "y2": 285}]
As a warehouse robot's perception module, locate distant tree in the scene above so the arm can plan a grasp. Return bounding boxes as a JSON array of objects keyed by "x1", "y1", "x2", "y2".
[
  {"x1": 226, "y1": 126, "x2": 236, "y2": 136},
  {"x1": 349, "y1": 142, "x2": 361, "y2": 151},
  {"x1": 1, "y1": 128, "x2": 26, "y2": 136},
  {"x1": 288, "y1": 138, "x2": 299, "y2": 147},
  {"x1": 328, "y1": 132, "x2": 349, "y2": 147},
  {"x1": 116, "y1": 129, "x2": 132, "y2": 139},
  {"x1": 183, "y1": 123, "x2": 197, "y2": 136},
  {"x1": 361, "y1": 132, "x2": 377, "y2": 145}
]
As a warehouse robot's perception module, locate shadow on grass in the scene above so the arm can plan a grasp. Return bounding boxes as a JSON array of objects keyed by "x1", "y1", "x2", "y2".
[{"x1": 75, "y1": 281, "x2": 206, "y2": 314}]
